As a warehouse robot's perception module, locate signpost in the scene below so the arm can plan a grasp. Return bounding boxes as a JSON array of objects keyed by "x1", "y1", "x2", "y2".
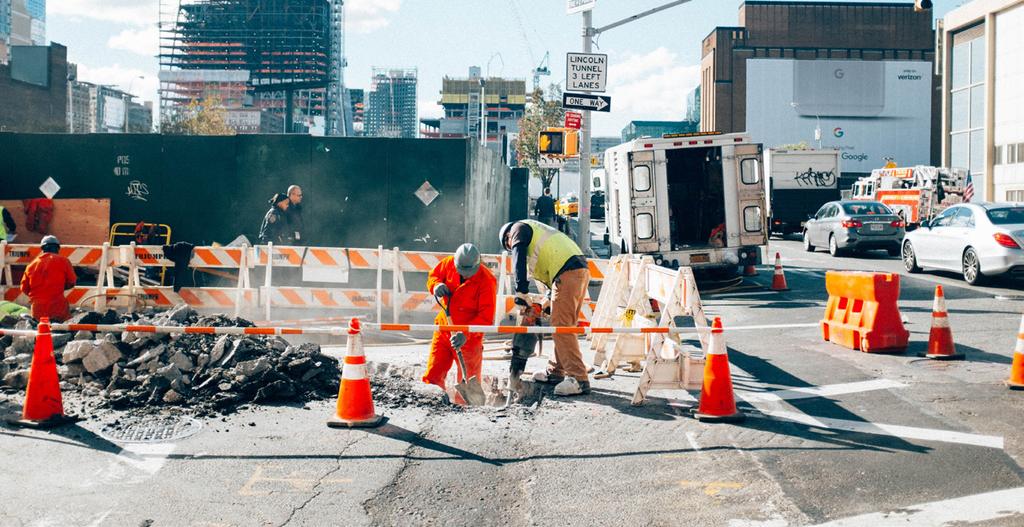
[
  {"x1": 566, "y1": 52, "x2": 607, "y2": 92},
  {"x1": 564, "y1": 111, "x2": 582, "y2": 129},
  {"x1": 562, "y1": 92, "x2": 612, "y2": 113},
  {"x1": 567, "y1": 0, "x2": 597, "y2": 14}
]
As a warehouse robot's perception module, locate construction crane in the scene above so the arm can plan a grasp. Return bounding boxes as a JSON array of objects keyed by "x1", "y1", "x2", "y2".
[{"x1": 532, "y1": 52, "x2": 550, "y2": 92}]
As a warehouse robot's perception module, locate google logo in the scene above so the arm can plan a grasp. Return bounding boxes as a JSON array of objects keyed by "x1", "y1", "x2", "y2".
[{"x1": 833, "y1": 128, "x2": 845, "y2": 138}]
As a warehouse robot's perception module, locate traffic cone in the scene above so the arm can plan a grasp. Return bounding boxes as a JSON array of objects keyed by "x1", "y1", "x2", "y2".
[
  {"x1": 7, "y1": 318, "x2": 78, "y2": 428},
  {"x1": 1006, "y1": 313, "x2": 1024, "y2": 390},
  {"x1": 923, "y1": 285, "x2": 964, "y2": 360},
  {"x1": 327, "y1": 318, "x2": 384, "y2": 428},
  {"x1": 770, "y1": 252, "x2": 789, "y2": 291},
  {"x1": 695, "y1": 318, "x2": 745, "y2": 423},
  {"x1": 743, "y1": 263, "x2": 758, "y2": 277}
]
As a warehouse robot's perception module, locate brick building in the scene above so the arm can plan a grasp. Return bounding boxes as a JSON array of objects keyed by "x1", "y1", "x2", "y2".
[{"x1": 0, "y1": 43, "x2": 67, "y2": 133}]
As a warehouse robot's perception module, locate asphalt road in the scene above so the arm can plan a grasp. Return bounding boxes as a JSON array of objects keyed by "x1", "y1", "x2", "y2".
[{"x1": 2, "y1": 237, "x2": 1024, "y2": 526}]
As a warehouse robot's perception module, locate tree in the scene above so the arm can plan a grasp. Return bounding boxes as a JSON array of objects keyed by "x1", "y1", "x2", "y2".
[
  {"x1": 162, "y1": 96, "x2": 235, "y2": 136},
  {"x1": 516, "y1": 85, "x2": 565, "y2": 189}
]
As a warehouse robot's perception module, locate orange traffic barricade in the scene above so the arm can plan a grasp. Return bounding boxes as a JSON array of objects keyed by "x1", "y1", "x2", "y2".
[{"x1": 820, "y1": 271, "x2": 909, "y2": 353}]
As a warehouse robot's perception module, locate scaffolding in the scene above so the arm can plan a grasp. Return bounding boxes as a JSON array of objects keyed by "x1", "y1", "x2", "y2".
[{"x1": 158, "y1": 0, "x2": 348, "y2": 135}]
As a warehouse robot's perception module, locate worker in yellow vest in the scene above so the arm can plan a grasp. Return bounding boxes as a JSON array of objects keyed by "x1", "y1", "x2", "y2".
[
  {"x1": 0, "y1": 205, "x2": 16, "y2": 241},
  {"x1": 499, "y1": 220, "x2": 591, "y2": 396}
]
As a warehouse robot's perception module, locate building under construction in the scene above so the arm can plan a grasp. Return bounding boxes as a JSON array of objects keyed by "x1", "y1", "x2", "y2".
[
  {"x1": 420, "y1": 66, "x2": 526, "y2": 142},
  {"x1": 366, "y1": 68, "x2": 417, "y2": 138},
  {"x1": 158, "y1": 0, "x2": 351, "y2": 135}
]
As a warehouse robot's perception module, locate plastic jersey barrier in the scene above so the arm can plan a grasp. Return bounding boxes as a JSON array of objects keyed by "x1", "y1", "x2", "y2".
[{"x1": 820, "y1": 271, "x2": 909, "y2": 353}]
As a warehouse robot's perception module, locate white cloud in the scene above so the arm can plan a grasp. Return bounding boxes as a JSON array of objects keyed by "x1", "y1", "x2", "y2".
[
  {"x1": 596, "y1": 47, "x2": 700, "y2": 136},
  {"x1": 419, "y1": 97, "x2": 442, "y2": 120},
  {"x1": 76, "y1": 63, "x2": 160, "y2": 105},
  {"x1": 50, "y1": 0, "x2": 159, "y2": 27},
  {"x1": 107, "y1": 26, "x2": 160, "y2": 58},
  {"x1": 346, "y1": 0, "x2": 401, "y2": 34}
]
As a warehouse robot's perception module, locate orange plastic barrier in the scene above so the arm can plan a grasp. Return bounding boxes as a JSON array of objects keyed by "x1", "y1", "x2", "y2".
[{"x1": 820, "y1": 271, "x2": 909, "y2": 353}]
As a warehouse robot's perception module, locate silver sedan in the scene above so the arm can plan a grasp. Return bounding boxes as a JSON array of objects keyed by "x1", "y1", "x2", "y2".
[
  {"x1": 902, "y1": 202, "x2": 1024, "y2": 285},
  {"x1": 803, "y1": 200, "x2": 905, "y2": 257}
]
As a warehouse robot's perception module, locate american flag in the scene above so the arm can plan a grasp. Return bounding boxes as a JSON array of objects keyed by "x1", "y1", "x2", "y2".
[{"x1": 964, "y1": 173, "x2": 974, "y2": 203}]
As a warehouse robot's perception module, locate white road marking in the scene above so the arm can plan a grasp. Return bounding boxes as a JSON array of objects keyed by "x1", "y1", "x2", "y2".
[
  {"x1": 761, "y1": 410, "x2": 1004, "y2": 449},
  {"x1": 809, "y1": 485, "x2": 1024, "y2": 526},
  {"x1": 739, "y1": 379, "x2": 907, "y2": 403},
  {"x1": 117, "y1": 442, "x2": 176, "y2": 475},
  {"x1": 685, "y1": 431, "x2": 702, "y2": 452}
]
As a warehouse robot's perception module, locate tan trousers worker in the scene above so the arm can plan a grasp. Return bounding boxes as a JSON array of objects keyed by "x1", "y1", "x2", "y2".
[{"x1": 549, "y1": 267, "x2": 591, "y2": 381}]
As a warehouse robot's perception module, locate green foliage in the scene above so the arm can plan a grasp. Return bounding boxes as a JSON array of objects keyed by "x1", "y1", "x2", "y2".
[
  {"x1": 516, "y1": 85, "x2": 564, "y2": 188},
  {"x1": 162, "y1": 96, "x2": 235, "y2": 136}
]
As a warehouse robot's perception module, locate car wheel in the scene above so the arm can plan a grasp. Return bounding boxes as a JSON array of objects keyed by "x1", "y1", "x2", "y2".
[
  {"x1": 962, "y1": 248, "x2": 984, "y2": 285},
  {"x1": 828, "y1": 234, "x2": 842, "y2": 257},
  {"x1": 903, "y1": 241, "x2": 921, "y2": 273},
  {"x1": 803, "y1": 231, "x2": 815, "y2": 252}
]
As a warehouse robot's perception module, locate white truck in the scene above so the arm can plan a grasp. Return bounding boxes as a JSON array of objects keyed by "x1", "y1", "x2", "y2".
[
  {"x1": 765, "y1": 149, "x2": 841, "y2": 236},
  {"x1": 603, "y1": 132, "x2": 767, "y2": 272}
]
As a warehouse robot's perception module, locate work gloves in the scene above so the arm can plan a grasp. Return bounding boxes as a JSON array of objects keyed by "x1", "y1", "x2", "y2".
[
  {"x1": 450, "y1": 332, "x2": 467, "y2": 349},
  {"x1": 433, "y1": 283, "x2": 451, "y2": 299},
  {"x1": 514, "y1": 292, "x2": 530, "y2": 307}
]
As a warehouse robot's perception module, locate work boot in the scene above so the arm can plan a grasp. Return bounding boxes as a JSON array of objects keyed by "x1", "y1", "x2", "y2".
[
  {"x1": 532, "y1": 370, "x2": 565, "y2": 385},
  {"x1": 553, "y1": 377, "x2": 591, "y2": 396}
]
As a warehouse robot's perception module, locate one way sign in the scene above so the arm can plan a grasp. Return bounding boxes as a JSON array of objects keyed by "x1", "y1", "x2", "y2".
[{"x1": 562, "y1": 92, "x2": 612, "y2": 113}]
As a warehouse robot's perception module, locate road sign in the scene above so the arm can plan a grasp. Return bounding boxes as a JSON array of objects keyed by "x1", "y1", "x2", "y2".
[
  {"x1": 566, "y1": 0, "x2": 597, "y2": 14},
  {"x1": 563, "y1": 92, "x2": 612, "y2": 113},
  {"x1": 566, "y1": 52, "x2": 608, "y2": 92},
  {"x1": 564, "y1": 111, "x2": 582, "y2": 130}
]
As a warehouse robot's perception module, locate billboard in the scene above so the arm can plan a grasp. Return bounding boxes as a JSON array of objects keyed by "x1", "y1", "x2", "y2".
[
  {"x1": 102, "y1": 95, "x2": 126, "y2": 131},
  {"x1": 746, "y1": 59, "x2": 932, "y2": 173}
]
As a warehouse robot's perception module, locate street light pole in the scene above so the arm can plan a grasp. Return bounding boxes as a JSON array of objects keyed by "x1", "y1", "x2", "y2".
[{"x1": 576, "y1": 0, "x2": 692, "y2": 252}]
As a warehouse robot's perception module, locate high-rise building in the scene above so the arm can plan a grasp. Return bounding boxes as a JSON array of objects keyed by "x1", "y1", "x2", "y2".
[
  {"x1": 1, "y1": 0, "x2": 43, "y2": 63},
  {"x1": 685, "y1": 85, "x2": 701, "y2": 126},
  {"x1": 159, "y1": 0, "x2": 349, "y2": 135},
  {"x1": 0, "y1": 43, "x2": 66, "y2": 132},
  {"x1": 940, "y1": 0, "x2": 1024, "y2": 202},
  {"x1": 421, "y1": 67, "x2": 526, "y2": 142},
  {"x1": 700, "y1": 1, "x2": 937, "y2": 180},
  {"x1": 366, "y1": 68, "x2": 417, "y2": 138},
  {"x1": 347, "y1": 87, "x2": 365, "y2": 136},
  {"x1": 68, "y1": 80, "x2": 151, "y2": 134}
]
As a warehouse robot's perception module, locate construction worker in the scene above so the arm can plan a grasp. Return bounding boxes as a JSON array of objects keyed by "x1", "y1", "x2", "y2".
[
  {"x1": 285, "y1": 184, "x2": 304, "y2": 244},
  {"x1": 0, "y1": 203, "x2": 15, "y2": 241},
  {"x1": 499, "y1": 220, "x2": 591, "y2": 396},
  {"x1": 259, "y1": 192, "x2": 291, "y2": 245},
  {"x1": 534, "y1": 187, "x2": 556, "y2": 228},
  {"x1": 20, "y1": 235, "x2": 77, "y2": 322},
  {"x1": 423, "y1": 243, "x2": 496, "y2": 390}
]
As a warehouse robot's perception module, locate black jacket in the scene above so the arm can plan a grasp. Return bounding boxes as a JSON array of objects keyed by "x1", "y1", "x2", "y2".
[
  {"x1": 534, "y1": 194, "x2": 555, "y2": 219},
  {"x1": 285, "y1": 203, "x2": 304, "y2": 244},
  {"x1": 259, "y1": 207, "x2": 289, "y2": 245}
]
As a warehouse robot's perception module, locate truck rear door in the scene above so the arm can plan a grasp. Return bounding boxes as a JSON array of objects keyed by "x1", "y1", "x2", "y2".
[
  {"x1": 628, "y1": 150, "x2": 660, "y2": 253},
  {"x1": 735, "y1": 145, "x2": 767, "y2": 247}
]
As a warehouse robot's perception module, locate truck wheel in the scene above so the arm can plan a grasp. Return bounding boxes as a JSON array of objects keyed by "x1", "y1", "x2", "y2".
[{"x1": 803, "y1": 231, "x2": 815, "y2": 252}]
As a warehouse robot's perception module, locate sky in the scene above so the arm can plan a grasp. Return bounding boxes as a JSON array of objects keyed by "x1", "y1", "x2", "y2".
[{"x1": 48, "y1": 0, "x2": 961, "y2": 137}]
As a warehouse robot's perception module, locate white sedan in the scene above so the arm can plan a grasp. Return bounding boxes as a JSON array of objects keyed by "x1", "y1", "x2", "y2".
[{"x1": 902, "y1": 202, "x2": 1024, "y2": 285}]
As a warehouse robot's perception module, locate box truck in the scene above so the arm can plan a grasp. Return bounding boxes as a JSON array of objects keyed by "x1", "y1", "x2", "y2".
[{"x1": 765, "y1": 149, "x2": 841, "y2": 237}]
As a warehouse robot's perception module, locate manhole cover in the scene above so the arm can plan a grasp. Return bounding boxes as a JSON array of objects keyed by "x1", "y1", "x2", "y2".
[
  {"x1": 908, "y1": 357, "x2": 955, "y2": 370},
  {"x1": 97, "y1": 416, "x2": 203, "y2": 443}
]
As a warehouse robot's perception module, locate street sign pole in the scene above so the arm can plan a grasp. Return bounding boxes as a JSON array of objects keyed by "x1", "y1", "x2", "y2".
[{"x1": 578, "y1": 9, "x2": 593, "y2": 252}]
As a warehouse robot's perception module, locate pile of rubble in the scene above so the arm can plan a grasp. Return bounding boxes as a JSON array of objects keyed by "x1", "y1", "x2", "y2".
[{"x1": 1, "y1": 305, "x2": 341, "y2": 415}]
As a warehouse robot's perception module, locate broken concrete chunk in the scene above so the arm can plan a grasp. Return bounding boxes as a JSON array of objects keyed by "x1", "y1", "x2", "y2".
[
  {"x1": 168, "y1": 351, "x2": 194, "y2": 372},
  {"x1": 62, "y1": 340, "x2": 95, "y2": 363},
  {"x1": 210, "y1": 335, "x2": 230, "y2": 364},
  {"x1": 157, "y1": 363, "x2": 182, "y2": 384},
  {"x1": 3, "y1": 369, "x2": 30, "y2": 389},
  {"x1": 163, "y1": 390, "x2": 184, "y2": 404},
  {"x1": 167, "y1": 304, "x2": 196, "y2": 324},
  {"x1": 74, "y1": 330, "x2": 93, "y2": 341},
  {"x1": 235, "y1": 357, "x2": 271, "y2": 380},
  {"x1": 82, "y1": 341, "x2": 123, "y2": 373},
  {"x1": 51, "y1": 332, "x2": 72, "y2": 350}
]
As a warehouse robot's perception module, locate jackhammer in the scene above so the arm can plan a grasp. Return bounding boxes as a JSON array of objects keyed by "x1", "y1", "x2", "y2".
[{"x1": 506, "y1": 301, "x2": 547, "y2": 406}]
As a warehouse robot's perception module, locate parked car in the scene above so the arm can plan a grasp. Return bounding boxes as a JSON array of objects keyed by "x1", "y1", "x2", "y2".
[
  {"x1": 902, "y1": 202, "x2": 1024, "y2": 285},
  {"x1": 590, "y1": 191, "x2": 605, "y2": 220},
  {"x1": 556, "y1": 193, "x2": 579, "y2": 217},
  {"x1": 803, "y1": 200, "x2": 905, "y2": 256}
]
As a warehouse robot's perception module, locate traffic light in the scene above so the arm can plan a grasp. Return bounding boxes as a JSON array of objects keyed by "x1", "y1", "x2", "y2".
[
  {"x1": 914, "y1": 0, "x2": 932, "y2": 12},
  {"x1": 539, "y1": 130, "x2": 564, "y2": 155}
]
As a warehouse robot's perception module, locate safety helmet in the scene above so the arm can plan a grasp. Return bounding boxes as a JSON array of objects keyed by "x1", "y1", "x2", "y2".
[
  {"x1": 40, "y1": 235, "x2": 60, "y2": 253},
  {"x1": 498, "y1": 222, "x2": 515, "y2": 250},
  {"x1": 454, "y1": 243, "x2": 481, "y2": 279}
]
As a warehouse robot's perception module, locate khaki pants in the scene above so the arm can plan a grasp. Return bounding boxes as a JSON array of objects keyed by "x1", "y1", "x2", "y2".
[{"x1": 549, "y1": 267, "x2": 591, "y2": 381}]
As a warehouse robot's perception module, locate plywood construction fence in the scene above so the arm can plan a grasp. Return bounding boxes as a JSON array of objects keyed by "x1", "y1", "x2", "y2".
[{"x1": 0, "y1": 199, "x2": 111, "y2": 245}]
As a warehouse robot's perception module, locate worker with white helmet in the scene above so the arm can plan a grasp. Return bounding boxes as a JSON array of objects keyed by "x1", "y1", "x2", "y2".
[{"x1": 19, "y1": 235, "x2": 77, "y2": 322}]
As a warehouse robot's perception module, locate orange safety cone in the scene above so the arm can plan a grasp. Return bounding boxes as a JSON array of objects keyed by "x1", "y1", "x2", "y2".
[
  {"x1": 327, "y1": 318, "x2": 384, "y2": 428},
  {"x1": 1006, "y1": 313, "x2": 1024, "y2": 390},
  {"x1": 743, "y1": 263, "x2": 758, "y2": 277},
  {"x1": 770, "y1": 252, "x2": 789, "y2": 291},
  {"x1": 923, "y1": 285, "x2": 964, "y2": 360},
  {"x1": 7, "y1": 318, "x2": 78, "y2": 428},
  {"x1": 695, "y1": 317, "x2": 745, "y2": 423}
]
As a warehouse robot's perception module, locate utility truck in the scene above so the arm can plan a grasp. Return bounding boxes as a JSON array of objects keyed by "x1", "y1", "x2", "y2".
[
  {"x1": 850, "y1": 165, "x2": 969, "y2": 228},
  {"x1": 765, "y1": 149, "x2": 841, "y2": 237},
  {"x1": 603, "y1": 132, "x2": 767, "y2": 272}
]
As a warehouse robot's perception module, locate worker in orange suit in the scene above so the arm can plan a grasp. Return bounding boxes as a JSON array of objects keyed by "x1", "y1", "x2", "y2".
[
  {"x1": 423, "y1": 243, "x2": 497, "y2": 390},
  {"x1": 20, "y1": 235, "x2": 77, "y2": 322}
]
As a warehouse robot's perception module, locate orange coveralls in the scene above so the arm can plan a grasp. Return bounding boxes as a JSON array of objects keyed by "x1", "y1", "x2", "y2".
[
  {"x1": 20, "y1": 252, "x2": 77, "y2": 322},
  {"x1": 423, "y1": 256, "x2": 497, "y2": 389}
]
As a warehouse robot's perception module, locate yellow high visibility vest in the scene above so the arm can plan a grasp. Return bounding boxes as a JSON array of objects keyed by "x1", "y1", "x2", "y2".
[{"x1": 520, "y1": 219, "x2": 583, "y2": 287}]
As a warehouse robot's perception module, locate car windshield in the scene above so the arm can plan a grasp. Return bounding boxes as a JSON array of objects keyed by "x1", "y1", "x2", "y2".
[
  {"x1": 842, "y1": 202, "x2": 891, "y2": 215},
  {"x1": 985, "y1": 207, "x2": 1024, "y2": 225}
]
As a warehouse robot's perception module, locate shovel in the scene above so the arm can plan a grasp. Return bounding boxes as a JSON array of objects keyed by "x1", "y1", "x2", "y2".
[{"x1": 436, "y1": 297, "x2": 487, "y2": 406}]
